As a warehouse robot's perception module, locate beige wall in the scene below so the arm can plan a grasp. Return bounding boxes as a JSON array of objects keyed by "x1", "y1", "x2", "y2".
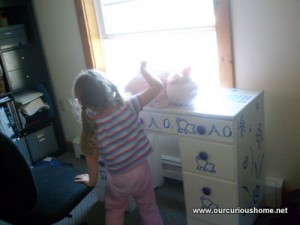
[
  {"x1": 32, "y1": 0, "x2": 86, "y2": 141},
  {"x1": 32, "y1": 0, "x2": 300, "y2": 188},
  {"x1": 231, "y1": 0, "x2": 300, "y2": 188}
]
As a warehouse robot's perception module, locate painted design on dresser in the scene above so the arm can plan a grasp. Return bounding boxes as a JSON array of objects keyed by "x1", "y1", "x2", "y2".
[
  {"x1": 176, "y1": 117, "x2": 233, "y2": 140},
  {"x1": 241, "y1": 151, "x2": 265, "y2": 213},
  {"x1": 148, "y1": 117, "x2": 174, "y2": 130},
  {"x1": 226, "y1": 93, "x2": 253, "y2": 104},
  {"x1": 242, "y1": 155, "x2": 248, "y2": 170},
  {"x1": 238, "y1": 115, "x2": 246, "y2": 137},
  {"x1": 200, "y1": 196, "x2": 219, "y2": 209},
  {"x1": 255, "y1": 123, "x2": 264, "y2": 149},
  {"x1": 239, "y1": 97, "x2": 264, "y2": 214},
  {"x1": 208, "y1": 124, "x2": 233, "y2": 138},
  {"x1": 256, "y1": 101, "x2": 260, "y2": 110},
  {"x1": 242, "y1": 147, "x2": 254, "y2": 171},
  {"x1": 99, "y1": 161, "x2": 106, "y2": 180},
  {"x1": 176, "y1": 118, "x2": 196, "y2": 134},
  {"x1": 195, "y1": 154, "x2": 216, "y2": 173},
  {"x1": 252, "y1": 185, "x2": 261, "y2": 204},
  {"x1": 100, "y1": 170, "x2": 106, "y2": 180},
  {"x1": 242, "y1": 148, "x2": 264, "y2": 178},
  {"x1": 148, "y1": 117, "x2": 160, "y2": 129}
]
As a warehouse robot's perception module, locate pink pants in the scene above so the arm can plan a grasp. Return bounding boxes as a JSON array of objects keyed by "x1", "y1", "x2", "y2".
[{"x1": 104, "y1": 160, "x2": 164, "y2": 225}]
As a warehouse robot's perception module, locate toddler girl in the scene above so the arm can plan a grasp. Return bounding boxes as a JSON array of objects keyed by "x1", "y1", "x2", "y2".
[{"x1": 73, "y1": 62, "x2": 164, "y2": 225}]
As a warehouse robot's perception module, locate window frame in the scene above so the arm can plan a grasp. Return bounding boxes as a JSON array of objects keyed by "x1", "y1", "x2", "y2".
[{"x1": 74, "y1": 0, "x2": 235, "y2": 88}]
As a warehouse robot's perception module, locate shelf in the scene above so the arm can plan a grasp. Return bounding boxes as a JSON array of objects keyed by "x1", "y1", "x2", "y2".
[{"x1": 0, "y1": 0, "x2": 28, "y2": 8}]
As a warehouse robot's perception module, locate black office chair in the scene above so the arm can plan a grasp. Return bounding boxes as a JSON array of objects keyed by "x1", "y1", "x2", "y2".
[{"x1": 0, "y1": 132, "x2": 93, "y2": 225}]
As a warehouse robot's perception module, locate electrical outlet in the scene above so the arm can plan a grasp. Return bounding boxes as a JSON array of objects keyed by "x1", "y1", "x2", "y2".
[{"x1": 58, "y1": 99, "x2": 66, "y2": 112}]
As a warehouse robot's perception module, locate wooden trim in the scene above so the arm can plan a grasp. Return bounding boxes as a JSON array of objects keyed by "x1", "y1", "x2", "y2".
[
  {"x1": 74, "y1": 0, "x2": 106, "y2": 71},
  {"x1": 214, "y1": 0, "x2": 235, "y2": 88}
]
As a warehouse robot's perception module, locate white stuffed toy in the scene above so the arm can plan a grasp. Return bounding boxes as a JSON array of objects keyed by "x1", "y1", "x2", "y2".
[{"x1": 124, "y1": 67, "x2": 198, "y2": 108}]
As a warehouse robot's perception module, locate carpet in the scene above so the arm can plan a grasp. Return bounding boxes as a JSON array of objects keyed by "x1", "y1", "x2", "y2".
[{"x1": 53, "y1": 178, "x2": 187, "y2": 225}]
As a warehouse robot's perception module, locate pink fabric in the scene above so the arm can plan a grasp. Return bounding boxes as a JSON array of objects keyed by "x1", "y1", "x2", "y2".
[
  {"x1": 124, "y1": 71, "x2": 170, "y2": 108},
  {"x1": 104, "y1": 160, "x2": 164, "y2": 225}
]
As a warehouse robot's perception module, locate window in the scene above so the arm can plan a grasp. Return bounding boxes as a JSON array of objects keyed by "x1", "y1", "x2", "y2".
[
  {"x1": 98, "y1": 0, "x2": 215, "y2": 35},
  {"x1": 74, "y1": 0, "x2": 234, "y2": 89}
]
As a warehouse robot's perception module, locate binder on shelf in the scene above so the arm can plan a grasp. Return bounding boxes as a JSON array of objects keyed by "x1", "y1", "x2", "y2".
[
  {"x1": 0, "y1": 96, "x2": 10, "y2": 104},
  {"x1": 3, "y1": 101, "x2": 21, "y2": 132},
  {"x1": 0, "y1": 105, "x2": 15, "y2": 137}
]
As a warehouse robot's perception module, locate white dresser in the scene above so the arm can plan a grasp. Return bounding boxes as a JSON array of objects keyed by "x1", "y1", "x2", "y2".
[{"x1": 140, "y1": 88, "x2": 265, "y2": 225}]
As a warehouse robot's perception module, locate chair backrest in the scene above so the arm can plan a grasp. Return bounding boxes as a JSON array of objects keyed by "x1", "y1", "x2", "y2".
[{"x1": 0, "y1": 133, "x2": 37, "y2": 216}]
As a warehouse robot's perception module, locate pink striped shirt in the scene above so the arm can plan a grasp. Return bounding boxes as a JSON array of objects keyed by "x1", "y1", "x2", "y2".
[{"x1": 91, "y1": 95, "x2": 152, "y2": 174}]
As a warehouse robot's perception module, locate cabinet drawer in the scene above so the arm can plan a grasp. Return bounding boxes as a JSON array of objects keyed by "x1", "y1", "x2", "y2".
[
  {"x1": 0, "y1": 24, "x2": 28, "y2": 50},
  {"x1": 7, "y1": 65, "x2": 44, "y2": 90},
  {"x1": 139, "y1": 111, "x2": 177, "y2": 135},
  {"x1": 13, "y1": 137, "x2": 32, "y2": 166},
  {"x1": 180, "y1": 138, "x2": 236, "y2": 181},
  {"x1": 2, "y1": 46, "x2": 39, "y2": 71},
  {"x1": 182, "y1": 172, "x2": 238, "y2": 225},
  {"x1": 27, "y1": 125, "x2": 58, "y2": 162}
]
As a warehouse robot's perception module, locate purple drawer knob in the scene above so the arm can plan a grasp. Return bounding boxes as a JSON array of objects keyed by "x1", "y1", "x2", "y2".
[
  {"x1": 197, "y1": 125, "x2": 206, "y2": 135},
  {"x1": 202, "y1": 187, "x2": 211, "y2": 195},
  {"x1": 198, "y1": 152, "x2": 208, "y2": 160},
  {"x1": 99, "y1": 160, "x2": 105, "y2": 167}
]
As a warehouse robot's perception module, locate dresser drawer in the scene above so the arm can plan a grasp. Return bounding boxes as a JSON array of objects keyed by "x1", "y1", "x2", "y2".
[
  {"x1": 183, "y1": 171, "x2": 238, "y2": 225},
  {"x1": 139, "y1": 111, "x2": 177, "y2": 135},
  {"x1": 2, "y1": 45, "x2": 39, "y2": 71},
  {"x1": 7, "y1": 65, "x2": 44, "y2": 90},
  {"x1": 176, "y1": 115, "x2": 234, "y2": 143},
  {"x1": 180, "y1": 138, "x2": 236, "y2": 181}
]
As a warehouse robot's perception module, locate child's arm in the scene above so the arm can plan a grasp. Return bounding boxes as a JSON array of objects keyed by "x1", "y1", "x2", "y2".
[
  {"x1": 74, "y1": 150, "x2": 99, "y2": 187},
  {"x1": 75, "y1": 110, "x2": 98, "y2": 187},
  {"x1": 138, "y1": 62, "x2": 163, "y2": 106}
]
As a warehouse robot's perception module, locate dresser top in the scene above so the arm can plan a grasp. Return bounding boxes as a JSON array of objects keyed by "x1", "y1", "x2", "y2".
[{"x1": 143, "y1": 88, "x2": 263, "y2": 118}]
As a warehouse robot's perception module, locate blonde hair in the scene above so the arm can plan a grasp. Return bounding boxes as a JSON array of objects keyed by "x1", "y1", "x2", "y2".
[{"x1": 74, "y1": 69, "x2": 123, "y2": 113}]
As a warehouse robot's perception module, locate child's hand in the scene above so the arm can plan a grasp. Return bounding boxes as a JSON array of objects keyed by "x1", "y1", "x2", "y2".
[
  {"x1": 138, "y1": 61, "x2": 163, "y2": 106},
  {"x1": 75, "y1": 173, "x2": 94, "y2": 187},
  {"x1": 140, "y1": 61, "x2": 148, "y2": 75}
]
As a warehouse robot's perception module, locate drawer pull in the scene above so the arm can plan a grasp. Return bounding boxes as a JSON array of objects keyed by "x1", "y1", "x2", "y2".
[
  {"x1": 197, "y1": 125, "x2": 206, "y2": 135},
  {"x1": 198, "y1": 152, "x2": 208, "y2": 160},
  {"x1": 21, "y1": 56, "x2": 25, "y2": 60},
  {"x1": 202, "y1": 187, "x2": 211, "y2": 195}
]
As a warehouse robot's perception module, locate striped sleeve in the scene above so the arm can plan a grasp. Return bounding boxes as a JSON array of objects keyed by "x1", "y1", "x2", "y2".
[{"x1": 126, "y1": 95, "x2": 143, "y2": 116}]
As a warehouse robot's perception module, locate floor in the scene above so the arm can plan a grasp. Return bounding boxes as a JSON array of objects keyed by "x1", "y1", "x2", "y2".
[
  {"x1": 0, "y1": 152, "x2": 282, "y2": 225},
  {"x1": 58, "y1": 152, "x2": 278, "y2": 225}
]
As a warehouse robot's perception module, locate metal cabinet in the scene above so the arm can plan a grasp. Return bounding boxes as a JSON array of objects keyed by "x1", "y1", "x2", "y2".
[{"x1": 26, "y1": 124, "x2": 59, "y2": 162}]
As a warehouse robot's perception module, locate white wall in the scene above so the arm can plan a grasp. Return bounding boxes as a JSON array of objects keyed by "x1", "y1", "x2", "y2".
[
  {"x1": 32, "y1": 0, "x2": 300, "y2": 188},
  {"x1": 231, "y1": 0, "x2": 300, "y2": 188},
  {"x1": 32, "y1": 0, "x2": 86, "y2": 141}
]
